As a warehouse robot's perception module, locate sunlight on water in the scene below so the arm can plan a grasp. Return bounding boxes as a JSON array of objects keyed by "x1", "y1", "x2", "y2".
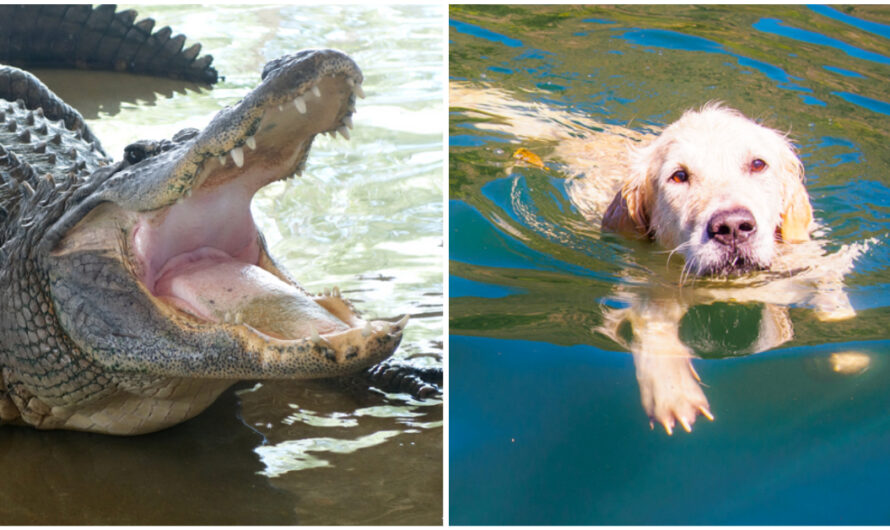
[{"x1": 257, "y1": 430, "x2": 402, "y2": 476}]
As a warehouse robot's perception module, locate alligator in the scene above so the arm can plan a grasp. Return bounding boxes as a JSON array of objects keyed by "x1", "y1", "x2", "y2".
[{"x1": 0, "y1": 6, "x2": 418, "y2": 435}]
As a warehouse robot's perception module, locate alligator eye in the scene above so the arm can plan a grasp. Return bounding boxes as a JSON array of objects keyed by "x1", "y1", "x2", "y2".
[
  {"x1": 750, "y1": 158, "x2": 767, "y2": 173},
  {"x1": 669, "y1": 169, "x2": 689, "y2": 184},
  {"x1": 124, "y1": 145, "x2": 147, "y2": 165}
]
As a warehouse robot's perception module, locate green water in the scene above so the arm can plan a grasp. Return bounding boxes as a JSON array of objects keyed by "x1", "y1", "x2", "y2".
[
  {"x1": 450, "y1": 5, "x2": 890, "y2": 525},
  {"x1": 1, "y1": 5, "x2": 442, "y2": 525}
]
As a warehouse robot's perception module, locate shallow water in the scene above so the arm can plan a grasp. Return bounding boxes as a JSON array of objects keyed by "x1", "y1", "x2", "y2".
[
  {"x1": 449, "y1": 5, "x2": 890, "y2": 525},
  {"x1": 1, "y1": 5, "x2": 442, "y2": 525}
]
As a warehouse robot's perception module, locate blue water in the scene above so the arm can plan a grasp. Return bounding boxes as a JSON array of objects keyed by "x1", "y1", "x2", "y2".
[{"x1": 449, "y1": 5, "x2": 890, "y2": 525}]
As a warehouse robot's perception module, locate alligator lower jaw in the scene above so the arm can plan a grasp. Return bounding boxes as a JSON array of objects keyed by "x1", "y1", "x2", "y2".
[{"x1": 125, "y1": 70, "x2": 402, "y2": 370}]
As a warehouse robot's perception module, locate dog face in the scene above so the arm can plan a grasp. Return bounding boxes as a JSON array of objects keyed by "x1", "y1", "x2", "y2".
[{"x1": 603, "y1": 104, "x2": 813, "y2": 276}]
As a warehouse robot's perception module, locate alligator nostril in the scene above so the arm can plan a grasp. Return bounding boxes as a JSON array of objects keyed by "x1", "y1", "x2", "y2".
[{"x1": 707, "y1": 208, "x2": 757, "y2": 247}]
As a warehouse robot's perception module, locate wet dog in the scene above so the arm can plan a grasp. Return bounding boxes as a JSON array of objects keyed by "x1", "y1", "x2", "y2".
[
  {"x1": 451, "y1": 85, "x2": 864, "y2": 434},
  {"x1": 571, "y1": 103, "x2": 860, "y2": 434}
]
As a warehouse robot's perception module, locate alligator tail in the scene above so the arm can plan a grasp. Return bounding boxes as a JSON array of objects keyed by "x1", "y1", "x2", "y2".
[{"x1": 0, "y1": 5, "x2": 218, "y2": 84}]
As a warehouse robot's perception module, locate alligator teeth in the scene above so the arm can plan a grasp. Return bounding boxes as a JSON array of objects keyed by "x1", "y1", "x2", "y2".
[
  {"x1": 332, "y1": 286, "x2": 341, "y2": 298},
  {"x1": 343, "y1": 115, "x2": 353, "y2": 129},
  {"x1": 293, "y1": 96, "x2": 307, "y2": 114},
  {"x1": 218, "y1": 156, "x2": 226, "y2": 166},
  {"x1": 309, "y1": 325, "x2": 321, "y2": 345},
  {"x1": 245, "y1": 136, "x2": 257, "y2": 151},
  {"x1": 230, "y1": 147, "x2": 244, "y2": 168},
  {"x1": 278, "y1": 104, "x2": 284, "y2": 112},
  {"x1": 362, "y1": 321, "x2": 373, "y2": 338},
  {"x1": 354, "y1": 83, "x2": 365, "y2": 99},
  {"x1": 223, "y1": 311, "x2": 232, "y2": 323},
  {"x1": 234, "y1": 312, "x2": 243, "y2": 325},
  {"x1": 395, "y1": 314, "x2": 410, "y2": 330},
  {"x1": 323, "y1": 288, "x2": 331, "y2": 297},
  {"x1": 338, "y1": 126, "x2": 350, "y2": 140},
  {"x1": 311, "y1": 84, "x2": 321, "y2": 98}
]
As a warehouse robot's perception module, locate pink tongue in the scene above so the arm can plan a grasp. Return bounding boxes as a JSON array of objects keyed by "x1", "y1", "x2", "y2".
[{"x1": 154, "y1": 249, "x2": 348, "y2": 339}]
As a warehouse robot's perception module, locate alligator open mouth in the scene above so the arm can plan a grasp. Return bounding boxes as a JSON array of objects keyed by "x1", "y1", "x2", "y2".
[{"x1": 121, "y1": 50, "x2": 404, "y2": 371}]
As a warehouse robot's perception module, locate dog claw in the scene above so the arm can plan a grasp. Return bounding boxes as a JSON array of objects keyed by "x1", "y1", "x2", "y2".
[
  {"x1": 688, "y1": 361, "x2": 702, "y2": 383},
  {"x1": 662, "y1": 420, "x2": 674, "y2": 436},
  {"x1": 679, "y1": 417, "x2": 692, "y2": 433},
  {"x1": 699, "y1": 406, "x2": 715, "y2": 421}
]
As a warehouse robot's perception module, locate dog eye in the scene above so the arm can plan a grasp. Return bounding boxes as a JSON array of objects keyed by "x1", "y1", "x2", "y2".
[
  {"x1": 750, "y1": 158, "x2": 767, "y2": 172},
  {"x1": 669, "y1": 169, "x2": 689, "y2": 183}
]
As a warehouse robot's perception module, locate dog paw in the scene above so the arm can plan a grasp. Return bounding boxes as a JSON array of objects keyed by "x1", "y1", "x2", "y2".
[{"x1": 636, "y1": 356, "x2": 713, "y2": 435}]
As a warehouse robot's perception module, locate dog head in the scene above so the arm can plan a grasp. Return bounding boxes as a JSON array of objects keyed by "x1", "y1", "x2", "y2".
[{"x1": 603, "y1": 104, "x2": 813, "y2": 276}]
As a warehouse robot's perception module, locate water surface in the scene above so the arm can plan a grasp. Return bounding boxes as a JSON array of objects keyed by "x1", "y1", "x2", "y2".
[
  {"x1": 2, "y1": 5, "x2": 443, "y2": 525},
  {"x1": 449, "y1": 5, "x2": 890, "y2": 525}
]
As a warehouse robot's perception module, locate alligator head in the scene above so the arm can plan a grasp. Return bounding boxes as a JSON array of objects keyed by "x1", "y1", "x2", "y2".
[{"x1": 4, "y1": 49, "x2": 404, "y2": 434}]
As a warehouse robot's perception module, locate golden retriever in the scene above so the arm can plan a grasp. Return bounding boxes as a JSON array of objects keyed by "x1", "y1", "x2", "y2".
[
  {"x1": 451, "y1": 84, "x2": 867, "y2": 435},
  {"x1": 601, "y1": 103, "x2": 814, "y2": 276}
]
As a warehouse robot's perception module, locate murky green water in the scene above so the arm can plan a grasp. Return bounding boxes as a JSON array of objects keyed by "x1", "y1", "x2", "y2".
[
  {"x1": 1, "y1": 5, "x2": 442, "y2": 525},
  {"x1": 450, "y1": 5, "x2": 890, "y2": 525}
]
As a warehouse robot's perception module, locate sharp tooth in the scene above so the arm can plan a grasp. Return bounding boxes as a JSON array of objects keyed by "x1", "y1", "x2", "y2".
[
  {"x1": 396, "y1": 314, "x2": 410, "y2": 330},
  {"x1": 343, "y1": 115, "x2": 353, "y2": 129},
  {"x1": 362, "y1": 322, "x2": 373, "y2": 338},
  {"x1": 293, "y1": 96, "x2": 307, "y2": 114},
  {"x1": 338, "y1": 126, "x2": 350, "y2": 140},
  {"x1": 332, "y1": 286, "x2": 341, "y2": 298},
  {"x1": 323, "y1": 288, "x2": 331, "y2": 297},
  {"x1": 311, "y1": 84, "x2": 321, "y2": 98},
  {"x1": 346, "y1": 78, "x2": 355, "y2": 87},
  {"x1": 230, "y1": 147, "x2": 244, "y2": 168},
  {"x1": 218, "y1": 156, "x2": 226, "y2": 166},
  {"x1": 234, "y1": 312, "x2": 243, "y2": 325},
  {"x1": 223, "y1": 312, "x2": 232, "y2": 323},
  {"x1": 278, "y1": 104, "x2": 284, "y2": 112},
  {"x1": 309, "y1": 326, "x2": 321, "y2": 345},
  {"x1": 245, "y1": 136, "x2": 256, "y2": 150},
  {"x1": 354, "y1": 83, "x2": 365, "y2": 99}
]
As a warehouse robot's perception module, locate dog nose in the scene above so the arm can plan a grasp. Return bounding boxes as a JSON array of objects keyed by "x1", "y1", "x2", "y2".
[{"x1": 707, "y1": 208, "x2": 757, "y2": 247}]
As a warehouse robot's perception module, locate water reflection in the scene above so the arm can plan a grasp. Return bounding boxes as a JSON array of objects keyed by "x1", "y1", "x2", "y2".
[{"x1": 0, "y1": 389, "x2": 299, "y2": 525}]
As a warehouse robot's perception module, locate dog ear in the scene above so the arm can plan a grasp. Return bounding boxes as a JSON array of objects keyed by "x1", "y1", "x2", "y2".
[
  {"x1": 778, "y1": 148, "x2": 813, "y2": 243},
  {"x1": 602, "y1": 142, "x2": 654, "y2": 237},
  {"x1": 602, "y1": 180, "x2": 649, "y2": 236}
]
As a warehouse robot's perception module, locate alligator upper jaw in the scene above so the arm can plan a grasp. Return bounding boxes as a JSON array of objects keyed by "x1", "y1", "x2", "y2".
[{"x1": 94, "y1": 50, "x2": 403, "y2": 373}]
